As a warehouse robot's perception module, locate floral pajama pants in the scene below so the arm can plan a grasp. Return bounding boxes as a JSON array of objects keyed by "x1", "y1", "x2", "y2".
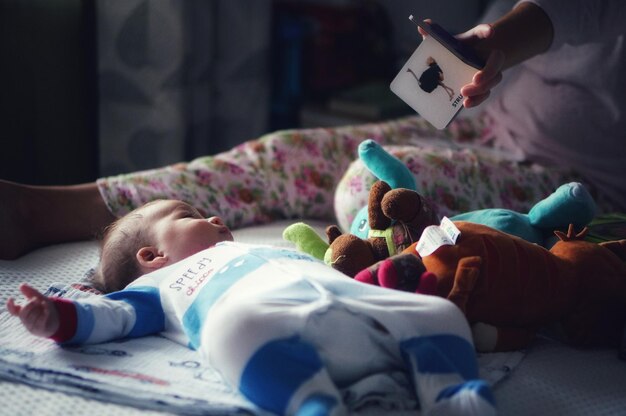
[{"x1": 97, "y1": 114, "x2": 587, "y2": 232}]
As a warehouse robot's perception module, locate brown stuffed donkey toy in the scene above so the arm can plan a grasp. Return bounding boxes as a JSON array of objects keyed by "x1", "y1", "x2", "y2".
[
  {"x1": 325, "y1": 180, "x2": 438, "y2": 277},
  {"x1": 357, "y1": 221, "x2": 626, "y2": 352}
]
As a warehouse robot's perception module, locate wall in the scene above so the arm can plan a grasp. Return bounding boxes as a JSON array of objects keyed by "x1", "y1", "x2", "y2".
[
  {"x1": 0, "y1": 0, "x2": 98, "y2": 185},
  {"x1": 0, "y1": 0, "x2": 491, "y2": 184}
]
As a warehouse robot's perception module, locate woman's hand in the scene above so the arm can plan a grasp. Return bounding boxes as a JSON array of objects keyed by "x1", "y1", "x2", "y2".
[
  {"x1": 417, "y1": 20, "x2": 505, "y2": 109},
  {"x1": 6, "y1": 283, "x2": 60, "y2": 338},
  {"x1": 456, "y1": 24, "x2": 505, "y2": 108}
]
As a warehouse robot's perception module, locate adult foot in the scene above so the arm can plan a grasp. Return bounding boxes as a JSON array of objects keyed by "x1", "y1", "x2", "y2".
[
  {"x1": 0, "y1": 180, "x2": 39, "y2": 259},
  {"x1": 0, "y1": 180, "x2": 115, "y2": 260}
]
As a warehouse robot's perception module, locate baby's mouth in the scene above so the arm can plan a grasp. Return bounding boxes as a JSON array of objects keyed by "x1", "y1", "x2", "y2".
[{"x1": 220, "y1": 227, "x2": 234, "y2": 241}]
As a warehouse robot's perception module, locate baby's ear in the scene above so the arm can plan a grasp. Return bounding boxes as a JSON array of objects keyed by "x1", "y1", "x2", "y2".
[{"x1": 136, "y1": 246, "x2": 169, "y2": 270}]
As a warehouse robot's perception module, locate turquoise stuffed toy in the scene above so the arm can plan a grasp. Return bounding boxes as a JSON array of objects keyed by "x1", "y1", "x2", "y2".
[
  {"x1": 451, "y1": 182, "x2": 597, "y2": 247},
  {"x1": 348, "y1": 139, "x2": 597, "y2": 248}
]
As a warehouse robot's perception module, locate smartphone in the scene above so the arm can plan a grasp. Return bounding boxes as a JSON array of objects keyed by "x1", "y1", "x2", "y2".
[
  {"x1": 390, "y1": 17, "x2": 485, "y2": 129},
  {"x1": 413, "y1": 18, "x2": 485, "y2": 69}
]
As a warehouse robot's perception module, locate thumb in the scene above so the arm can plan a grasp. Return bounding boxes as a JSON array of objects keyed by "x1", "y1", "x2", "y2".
[
  {"x1": 6, "y1": 298, "x2": 20, "y2": 316},
  {"x1": 416, "y1": 18, "x2": 433, "y2": 40},
  {"x1": 456, "y1": 23, "x2": 494, "y2": 43}
]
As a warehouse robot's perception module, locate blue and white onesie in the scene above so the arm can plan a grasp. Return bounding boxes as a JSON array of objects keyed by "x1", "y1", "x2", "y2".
[{"x1": 49, "y1": 242, "x2": 495, "y2": 415}]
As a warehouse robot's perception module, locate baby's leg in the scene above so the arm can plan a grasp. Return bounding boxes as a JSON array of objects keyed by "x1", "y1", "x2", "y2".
[
  {"x1": 400, "y1": 334, "x2": 496, "y2": 416},
  {"x1": 240, "y1": 337, "x2": 346, "y2": 416},
  {"x1": 204, "y1": 300, "x2": 346, "y2": 416},
  {"x1": 0, "y1": 180, "x2": 114, "y2": 259}
]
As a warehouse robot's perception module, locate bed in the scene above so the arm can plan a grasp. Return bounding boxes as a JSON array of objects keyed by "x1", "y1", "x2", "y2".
[{"x1": 2, "y1": 116, "x2": 626, "y2": 415}]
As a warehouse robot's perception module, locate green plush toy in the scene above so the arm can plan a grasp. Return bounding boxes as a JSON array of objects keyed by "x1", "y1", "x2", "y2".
[{"x1": 349, "y1": 139, "x2": 597, "y2": 248}]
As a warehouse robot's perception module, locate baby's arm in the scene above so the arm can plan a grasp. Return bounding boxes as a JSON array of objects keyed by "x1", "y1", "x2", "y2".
[
  {"x1": 7, "y1": 283, "x2": 164, "y2": 345},
  {"x1": 6, "y1": 283, "x2": 60, "y2": 338}
]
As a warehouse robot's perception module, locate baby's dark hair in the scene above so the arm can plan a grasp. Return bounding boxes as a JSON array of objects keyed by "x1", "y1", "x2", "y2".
[{"x1": 91, "y1": 206, "x2": 155, "y2": 293}]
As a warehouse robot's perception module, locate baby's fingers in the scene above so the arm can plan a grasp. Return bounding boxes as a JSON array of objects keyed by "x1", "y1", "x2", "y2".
[
  {"x1": 6, "y1": 298, "x2": 21, "y2": 316},
  {"x1": 20, "y1": 283, "x2": 47, "y2": 300}
]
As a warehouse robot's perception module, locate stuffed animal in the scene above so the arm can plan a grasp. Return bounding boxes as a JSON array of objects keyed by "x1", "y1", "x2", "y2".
[
  {"x1": 284, "y1": 180, "x2": 439, "y2": 277},
  {"x1": 355, "y1": 221, "x2": 626, "y2": 352},
  {"x1": 286, "y1": 176, "x2": 597, "y2": 278},
  {"x1": 348, "y1": 139, "x2": 597, "y2": 248},
  {"x1": 451, "y1": 181, "x2": 597, "y2": 248},
  {"x1": 349, "y1": 139, "x2": 418, "y2": 238}
]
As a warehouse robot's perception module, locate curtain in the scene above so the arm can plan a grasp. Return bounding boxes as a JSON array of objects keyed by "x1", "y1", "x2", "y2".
[{"x1": 96, "y1": 0, "x2": 271, "y2": 176}]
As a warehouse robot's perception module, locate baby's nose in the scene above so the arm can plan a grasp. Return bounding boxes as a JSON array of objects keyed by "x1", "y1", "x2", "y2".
[{"x1": 207, "y1": 216, "x2": 224, "y2": 226}]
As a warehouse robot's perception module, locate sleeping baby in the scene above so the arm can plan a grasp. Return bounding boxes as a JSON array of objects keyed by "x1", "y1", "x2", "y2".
[{"x1": 6, "y1": 199, "x2": 495, "y2": 416}]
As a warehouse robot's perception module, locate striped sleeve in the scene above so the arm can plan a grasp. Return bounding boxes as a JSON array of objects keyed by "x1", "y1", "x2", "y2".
[{"x1": 49, "y1": 286, "x2": 164, "y2": 345}]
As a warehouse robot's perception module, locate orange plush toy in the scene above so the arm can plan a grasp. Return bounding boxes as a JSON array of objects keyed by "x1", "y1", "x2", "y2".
[{"x1": 356, "y1": 221, "x2": 626, "y2": 352}]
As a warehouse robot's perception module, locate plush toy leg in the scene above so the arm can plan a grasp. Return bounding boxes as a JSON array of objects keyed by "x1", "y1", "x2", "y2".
[
  {"x1": 354, "y1": 254, "x2": 438, "y2": 295},
  {"x1": 528, "y1": 182, "x2": 597, "y2": 229},
  {"x1": 447, "y1": 256, "x2": 482, "y2": 314},
  {"x1": 599, "y1": 240, "x2": 626, "y2": 260}
]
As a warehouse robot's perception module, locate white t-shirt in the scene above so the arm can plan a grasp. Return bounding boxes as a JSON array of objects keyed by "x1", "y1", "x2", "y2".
[{"x1": 486, "y1": 0, "x2": 626, "y2": 209}]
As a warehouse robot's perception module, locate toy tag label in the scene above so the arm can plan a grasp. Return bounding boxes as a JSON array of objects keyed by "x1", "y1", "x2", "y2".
[{"x1": 415, "y1": 217, "x2": 460, "y2": 257}]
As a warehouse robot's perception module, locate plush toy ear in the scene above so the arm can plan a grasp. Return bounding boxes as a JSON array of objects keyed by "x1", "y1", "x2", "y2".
[
  {"x1": 359, "y1": 139, "x2": 416, "y2": 190},
  {"x1": 326, "y1": 225, "x2": 343, "y2": 245},
  {"x1": 368, "y1": 180, "x2": 393, "y2": 230},
  {"x1": 381, "y1": 187, "x2": 439, "y2": 233}
]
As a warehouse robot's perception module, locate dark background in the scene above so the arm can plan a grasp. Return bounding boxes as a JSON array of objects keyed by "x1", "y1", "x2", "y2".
[{"x1": 0, "y1": 0, "x2": 489, "y2": 185}]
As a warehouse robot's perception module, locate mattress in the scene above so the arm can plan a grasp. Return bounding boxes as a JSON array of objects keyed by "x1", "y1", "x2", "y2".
[{"x1": 2, "y1": 220, "x2": 626, "y2": 415}]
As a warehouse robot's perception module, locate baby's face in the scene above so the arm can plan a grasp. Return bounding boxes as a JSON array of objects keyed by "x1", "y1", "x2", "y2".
[{"x1": 143, "y1": 200, "x2": 233, "y2": 264}]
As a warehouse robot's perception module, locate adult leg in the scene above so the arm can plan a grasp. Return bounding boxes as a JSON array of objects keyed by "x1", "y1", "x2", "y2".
[
  {"x1": 333, "y1": 114, "x2": 584, "y2": 232},
  {"x1": 98, "y1": 116, "x2": 441, "y2": 229},
  {"x1": 0, "y1": 180, "x2": 115, "y2": 259}
]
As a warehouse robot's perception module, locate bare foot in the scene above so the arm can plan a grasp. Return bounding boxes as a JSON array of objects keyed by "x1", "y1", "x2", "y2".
[{"x1": 0, "y1": 180, "x2": 115, "y2": 260}]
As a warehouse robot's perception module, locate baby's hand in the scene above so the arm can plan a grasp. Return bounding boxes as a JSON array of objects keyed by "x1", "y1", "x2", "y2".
[{"x1": 6, "y1": 283, "x2": 60, "y2": 338}]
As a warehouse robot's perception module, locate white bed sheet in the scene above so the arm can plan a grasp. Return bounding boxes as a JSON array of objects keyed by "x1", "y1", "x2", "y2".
[{"x1": 2, "y1": 220, "x2": 626, "y2": 415}]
